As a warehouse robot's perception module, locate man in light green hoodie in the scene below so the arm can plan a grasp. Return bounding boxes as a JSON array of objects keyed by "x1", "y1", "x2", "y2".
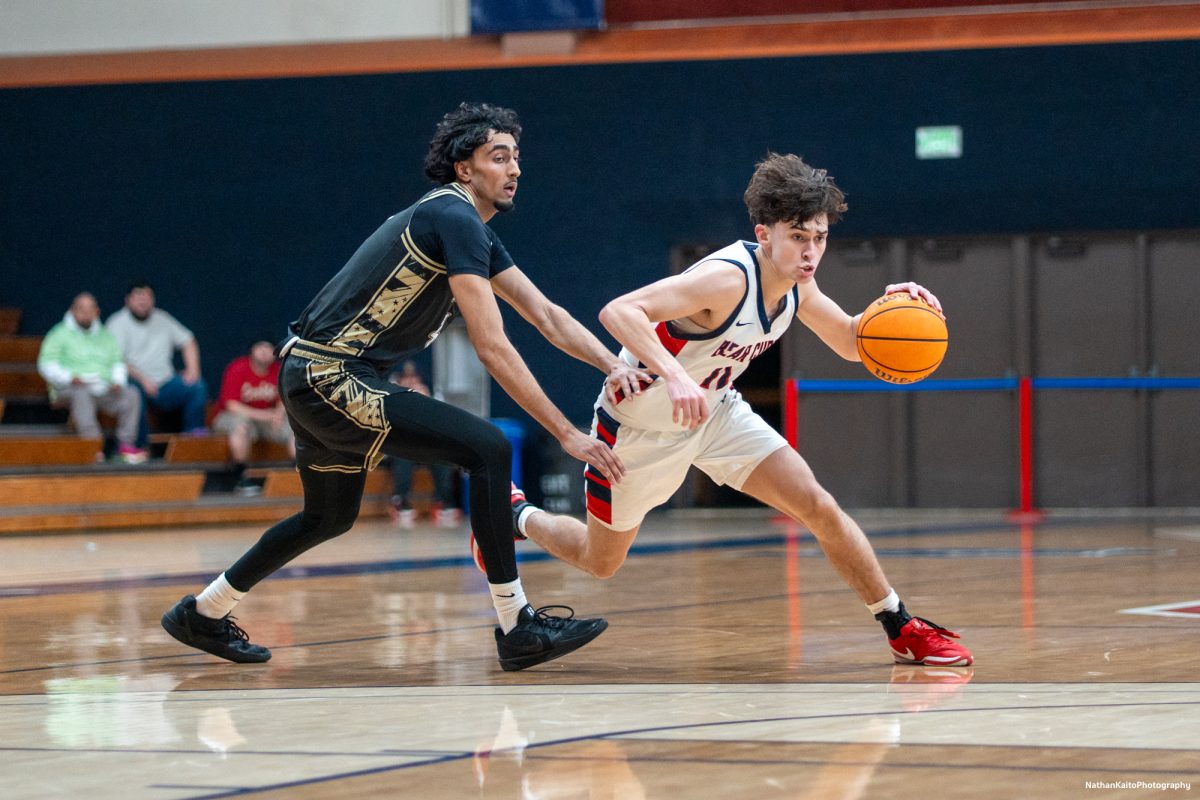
[{"x1": 37, "y1": 292, "x2": 147, "y2": 463}]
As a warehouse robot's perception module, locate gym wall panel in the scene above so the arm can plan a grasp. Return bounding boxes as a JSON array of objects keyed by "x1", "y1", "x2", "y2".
[
  {"x1": 797, "y1": 394, "x2": 895, "y2": 509},
  {"x1": 1032, "y1": 236, "x2": 1141, "y2": 377},
  {"x1": 1035, "y1": 392, "x2": 1142, "y2": 507}
]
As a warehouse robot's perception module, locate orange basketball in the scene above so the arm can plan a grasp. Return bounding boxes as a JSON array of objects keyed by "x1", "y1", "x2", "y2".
[{"x1": 855, "y1": 294, "x2": 948, "y2": 384}]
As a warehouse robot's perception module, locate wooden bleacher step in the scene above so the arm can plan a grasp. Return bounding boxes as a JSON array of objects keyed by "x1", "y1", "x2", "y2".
[
  {"x1": 0, "y1": 436, "x2": 102, "y2": 466},
  {"x1": 250, "y1": 467, "x2": 391, "y2": 498},
  {"x1": 0, "y1": 336, "x2": 41, "y2": 362},
  {"x1": 0, "y1": 471, "x2": 205, "y2": 508},
  {"x1": 157, "y1": 434, "x2": 293, "y2": 464},
  {"x1": 0, "y1": 368, "x2": 46, "y2": 396}
]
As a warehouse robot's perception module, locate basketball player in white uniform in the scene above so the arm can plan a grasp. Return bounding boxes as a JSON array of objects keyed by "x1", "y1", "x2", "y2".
[{"x1": 504, "y1": 153, "x2": 973, "y2": 667}]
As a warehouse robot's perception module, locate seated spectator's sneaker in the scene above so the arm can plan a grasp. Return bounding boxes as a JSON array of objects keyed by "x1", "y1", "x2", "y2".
[
  {"x1": 494, "y1": 605, "x2": 608, "y2": 671},
  {"x1": 889, "y1": 617, "x2": 974, "y2": 666},
  {"x1": 115, "y1": 443, "x2": 148, "y2": 464},
  {"x1": 436, "y1": 506, "x2": 463, "y2": 528},
  {"x1": 160, "y1": 595, "x2": 271, "y2": 663},
  {"x1": 233, "y1": 476, "x2": 262, "y2": 496}
]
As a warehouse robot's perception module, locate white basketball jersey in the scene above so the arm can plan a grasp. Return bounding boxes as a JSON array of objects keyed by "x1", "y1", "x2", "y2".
[{"x1": 597, "y1": 240, "x2": 798, "y2": 432}]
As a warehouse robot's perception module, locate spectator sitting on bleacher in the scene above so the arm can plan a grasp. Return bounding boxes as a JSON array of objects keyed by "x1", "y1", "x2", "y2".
[
  {"x1": 106, "y1": 281, "x2": 209, "y2": 440},
  {"x1": 213, "y1": 339, "x2": 295, "y2": 495},
  {"x1": 36, "y1": 292, "x2": 147, "y2": 463}
]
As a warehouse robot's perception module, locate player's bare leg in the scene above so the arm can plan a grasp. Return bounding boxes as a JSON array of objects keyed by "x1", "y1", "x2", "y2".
[
  {"x1": 739, "y1": 446, "x2": 973, "y2": 666},
  {"x1": 739, "y1": 446, "x2": 890, "y2": 602},
  {"x1": 521, "y1": 512, "x2": 639, "y2": 580}
]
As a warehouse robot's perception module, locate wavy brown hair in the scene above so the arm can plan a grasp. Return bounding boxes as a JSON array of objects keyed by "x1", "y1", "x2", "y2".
[{"x1": 743, "y1": 153, "x2": 847, "y2": 226}]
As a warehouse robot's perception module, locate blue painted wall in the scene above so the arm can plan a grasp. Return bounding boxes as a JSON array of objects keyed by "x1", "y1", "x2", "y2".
[{"x1": 3, "y1": 41, "x2": 1197, "y2": 424}]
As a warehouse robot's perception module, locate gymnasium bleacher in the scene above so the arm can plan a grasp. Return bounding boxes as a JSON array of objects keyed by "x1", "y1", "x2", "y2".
[{"x1": 0, "y1": 306, "x2": 392, "y2": 534}]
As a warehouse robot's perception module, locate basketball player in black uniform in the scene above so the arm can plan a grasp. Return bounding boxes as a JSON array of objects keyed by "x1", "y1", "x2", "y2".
[{"x1": 162, "y1": 103, "x2": 646, "y2": 671}]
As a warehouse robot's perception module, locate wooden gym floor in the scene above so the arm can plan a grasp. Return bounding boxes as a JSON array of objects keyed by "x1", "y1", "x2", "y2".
[{"x1": 1, "y1": 507, "x2": 1198, "y2": 798}]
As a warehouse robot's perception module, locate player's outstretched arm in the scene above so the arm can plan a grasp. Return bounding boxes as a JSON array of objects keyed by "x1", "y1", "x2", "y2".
[
  {"x1": 491, "y1": 266, "x2": 650, "y2": 403},
  {"x1": 450, "y1": 272, "x2": 625, "y2": 483}
]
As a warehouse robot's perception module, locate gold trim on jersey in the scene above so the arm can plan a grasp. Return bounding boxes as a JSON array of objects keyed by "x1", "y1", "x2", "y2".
[
  {"x1": 329, "y1": 243, "x2": 447, "y2": 351},
  {"x1": 304, "y1": 358, "x2": 391, "y2": 471},
  {"x1": 326, "y1": 183, "x2": 471, "y2": 354},
  {"x1": 289, "y1": 340, "x2": 357, "y2": 360},
  {"x1": 433, "y1": 182, "x2": 475, "y2": 207},
  {"x1": 401, "y1": 227, "x2": 444, "y2": 272}
]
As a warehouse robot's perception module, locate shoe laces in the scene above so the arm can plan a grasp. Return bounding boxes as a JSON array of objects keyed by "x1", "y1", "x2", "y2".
[
  {"x1": 531, "y1": 605, "x2": 576, "y2": 629},
  {"x1": 910, "y1": 616, "x2": 962, "y2": 640},
  {"x1": 218, "y1": 615, "x2": 252, "y2": 643}
]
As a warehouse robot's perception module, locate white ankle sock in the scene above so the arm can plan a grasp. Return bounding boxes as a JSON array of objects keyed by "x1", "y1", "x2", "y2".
[
  {"x1": 515, "y1": 505, "x2": 539, "y2": 537},
  {"x1": 490, "y1": 579, "x2": 529, "y2": 633},
  {"x1": 866, "y1": 588, "x2": 900, "y2": 616},
  {"x1": 195, "y1": 573, "x2": 245, "y2": 620}
]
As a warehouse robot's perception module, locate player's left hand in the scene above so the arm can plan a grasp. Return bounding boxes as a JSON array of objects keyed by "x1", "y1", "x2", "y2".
[
  {"x1": 604, "y1": 362, "x2": 652, "y2": 404},
  {"x1": 561, "y1": 428, "x2": 625, "y2": 484},
  {"x1": 885, "y1": 282, "x2": 944, "y2": 316}
]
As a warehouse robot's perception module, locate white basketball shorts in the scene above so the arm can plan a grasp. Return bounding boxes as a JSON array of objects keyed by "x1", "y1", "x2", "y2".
[{"x1": 585, "y1": 390, "x2": 789, "y2": 531}]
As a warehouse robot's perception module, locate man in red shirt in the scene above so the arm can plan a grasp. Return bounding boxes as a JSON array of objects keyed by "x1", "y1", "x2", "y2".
[{"x1": 213, "y1": 340, "x2": 295, "y2": 494}]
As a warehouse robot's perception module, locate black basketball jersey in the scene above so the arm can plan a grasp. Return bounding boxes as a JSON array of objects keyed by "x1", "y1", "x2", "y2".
[{"x1": 290, "y1": 183, "x2": 514, "y2": 371}]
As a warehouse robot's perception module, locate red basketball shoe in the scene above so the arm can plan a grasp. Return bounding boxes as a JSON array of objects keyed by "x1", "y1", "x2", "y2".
[
  {"x1": 888, "y1": 617, "x2": 973, "y2": 666},
  {"x1": 470, "y1": 483, "x2": 533, "y2": 573}
]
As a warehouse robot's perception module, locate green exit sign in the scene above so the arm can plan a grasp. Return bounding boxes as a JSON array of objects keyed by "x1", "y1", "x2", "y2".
[{"x1": 916, "y1": 125, "x2": 962, "y2": 159}]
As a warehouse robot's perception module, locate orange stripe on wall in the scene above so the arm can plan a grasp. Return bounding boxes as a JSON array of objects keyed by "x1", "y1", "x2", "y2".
[{"x1": 1, "y1": 4, "x2": 1199, "y2": 88}]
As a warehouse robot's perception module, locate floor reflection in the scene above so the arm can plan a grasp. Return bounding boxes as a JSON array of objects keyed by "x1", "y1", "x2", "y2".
[{"x1": 472, "y1": 706, "x2": 647, "y2": 800}]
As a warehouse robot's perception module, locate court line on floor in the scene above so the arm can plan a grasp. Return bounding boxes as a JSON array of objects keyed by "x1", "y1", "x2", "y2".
[
  {"x1": 0, "y1": 515, "x2": 1171, "y2": 599},
  {"x1": 159, "y1": 698, "x2": 1200, "y2": 799}
]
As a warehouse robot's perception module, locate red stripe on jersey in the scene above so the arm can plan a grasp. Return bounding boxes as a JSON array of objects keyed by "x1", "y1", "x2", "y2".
[
  {"x1": 586, "y1": 492, "x2": 613, "y2": 524},
  {"x1": 655, "y1": 322, "x2": 686, "y2": 357}
]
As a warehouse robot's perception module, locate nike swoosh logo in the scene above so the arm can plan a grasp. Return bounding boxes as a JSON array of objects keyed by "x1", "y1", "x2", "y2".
[
  {"x1": 891, "y1": 647, "x2": 917, "y2": 661},
  {"x1": 497, "y1": 593, "x2": 516, "y2": 598},
  {"x1": 735, "y1": 321, "x2": 753, "y2": 327}
]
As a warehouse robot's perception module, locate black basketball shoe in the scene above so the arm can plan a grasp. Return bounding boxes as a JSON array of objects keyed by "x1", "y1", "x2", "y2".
[
  {"x1": 494, "y1": 605, "x2": 608, "y2": 672},
  {"x1": 161, "y1": 595, "x2": 271, "y2": 663}
]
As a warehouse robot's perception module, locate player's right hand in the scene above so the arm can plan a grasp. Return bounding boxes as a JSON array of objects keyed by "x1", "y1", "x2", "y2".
[
  {"x1": 667, "y1": 375, "x2": 709, "y2": 429},
  {"x1": 561, "y1": 429, "x2": 625, "y2": 484}
]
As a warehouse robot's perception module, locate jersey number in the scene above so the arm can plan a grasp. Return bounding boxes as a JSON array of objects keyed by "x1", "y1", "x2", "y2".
[{"x1": 699, "y1": 366, "x2": 732, "y2": 390}]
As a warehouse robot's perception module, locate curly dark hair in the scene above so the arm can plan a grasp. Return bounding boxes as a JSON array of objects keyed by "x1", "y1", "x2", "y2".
[
  {"x1": 743, "y1": 153, "x2": 847, "y2": 227},
  {"x1": 423, "y1": 102, "x2": 522, "y2": 185}
]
